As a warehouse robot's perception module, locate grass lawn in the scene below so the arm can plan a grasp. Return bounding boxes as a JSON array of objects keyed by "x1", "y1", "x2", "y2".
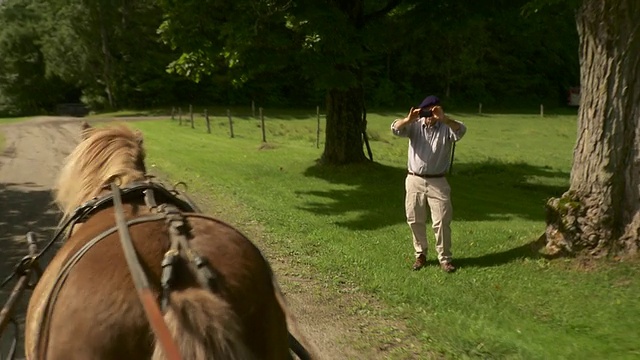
[{"x1": 109, "y1": 109, "x2": 637, "y2": 358}]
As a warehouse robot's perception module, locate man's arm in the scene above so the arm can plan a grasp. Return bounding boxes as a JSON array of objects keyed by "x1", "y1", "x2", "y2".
[
  {"x1": 432, "y1": 106, "x2": 465, "y2": 138},
  {"x1": 391, "y1": 107, "x2": 421, "y2": 136},
  {"x1": 441, "y1": 116, "x2": 462, "y2": 132},
  {"x1": 393, "y1": 116, "x2": 415, "y2": 130}
]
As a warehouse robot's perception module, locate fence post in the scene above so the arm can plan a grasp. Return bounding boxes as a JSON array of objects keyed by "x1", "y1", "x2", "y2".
[
  {"x1": 260, "y1": 107, "x2": 266, "y2": 142},
  {"x1": 205, "y1": 109, "x2": 211, "y2": 134},
  {"x1": 478, "y1": 103, "x2": 482, "y2": 114},
  {"x1": 227, "y1": 109, "x2": 234, "y2": 138},
  {"x1": 178, "y1": 107, "x2": 182, "y2": 126},
  {"x1": 252, "y1": 100, "x2": 256, "y2": 118},
  {"x1": 540, "y1": 104, "x2": 544, "y2": 118},
  {"x1": 171, "y1": 107, "x2": 175, "y2": 120},
  {"x1": 190, "y1": 104, "x2": 194, "y2": 128},
  {"x1": 316, "y1": 105, "x2": 320, "y2": 149}
]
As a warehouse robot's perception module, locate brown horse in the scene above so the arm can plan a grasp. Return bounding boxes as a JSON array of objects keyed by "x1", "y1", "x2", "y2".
[{"x1": 25, "y1": 123, "x2": 316, "y2": 360}]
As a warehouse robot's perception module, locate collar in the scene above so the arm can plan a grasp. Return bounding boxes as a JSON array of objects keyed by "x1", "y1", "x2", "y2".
[{"x1": 421, "y1": 118, "x2": 440, "y2": 129}]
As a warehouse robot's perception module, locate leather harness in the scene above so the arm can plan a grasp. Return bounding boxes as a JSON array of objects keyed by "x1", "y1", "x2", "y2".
[{"x1": 32, "y1": 180, "x2": 311, "y2": 360}]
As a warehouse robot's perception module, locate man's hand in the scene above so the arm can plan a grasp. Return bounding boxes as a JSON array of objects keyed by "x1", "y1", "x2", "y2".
[
  {"x1": 406, "y1": 107, "x2": 421, "y2": 122},
  {"x1": 432, "y1": 105, "x2": 462, "y2": 131},
  {"x1": 393, "y1": 107, "x2": 421, "y2": 130},
  {"x1": 432, "y1": 106, "x2": 445, "y2": 121}
]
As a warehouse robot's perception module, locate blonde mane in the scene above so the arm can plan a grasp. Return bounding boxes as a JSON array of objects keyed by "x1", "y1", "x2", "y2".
[{"x1": 55, "y1": 124, "x2": 147, "y2": 216}]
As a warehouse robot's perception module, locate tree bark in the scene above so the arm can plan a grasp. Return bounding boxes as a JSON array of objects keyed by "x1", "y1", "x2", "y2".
[
  {"x1": 545, "y1": 0, "x2": 640, "y2": 257},
  {"x1": 94, "y1": 1, "x2": 116, "y2": 109},
  {"x1": 321, "y1": 87, "x2": 368, "y2": 164}
]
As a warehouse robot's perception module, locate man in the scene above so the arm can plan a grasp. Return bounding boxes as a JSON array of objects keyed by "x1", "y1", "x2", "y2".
[{"x1": 390, "y1": 95, "x2": 466, "y2": 273}]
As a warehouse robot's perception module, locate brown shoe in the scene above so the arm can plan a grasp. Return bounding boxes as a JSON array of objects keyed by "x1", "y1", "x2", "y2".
[
  {"x1": 440, "y1": 261, "x2": 456, "y2": 273},
  {"x1": 412, "y1": 254, "x2": 427, "y2": 271}
]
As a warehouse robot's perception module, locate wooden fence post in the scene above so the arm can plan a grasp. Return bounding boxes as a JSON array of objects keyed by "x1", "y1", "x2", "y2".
[
  {"x1": 189, "y1": 104, "x2": 194, "y2": 129},
  {"x1": 540, "y1": 104, "x2": 544, "y2": 117},
  {"x1": 205, "y1": 109, "x2": 211, "y2": 134},
  {"x1": 252, "y1": 100, "x2": 256, "y2": 118},
  {"x1": 178, "y1": 107, "x2": 182, "y2": 126},
  {"x1": 479, "y1": 103, "x2": 482, "y2": 114},
  {"x1": 227, "y1": 109, "x2": 234, "y2": 138},
  {"x1": 316, "y1": 105, "x2": 320, "y2": 149},
  {"x1": 260, "y1": 107, "x2": 266, "y2": 142},
  {"x1": 171, "y1": 107, "x2": 175, "y2": 120}
]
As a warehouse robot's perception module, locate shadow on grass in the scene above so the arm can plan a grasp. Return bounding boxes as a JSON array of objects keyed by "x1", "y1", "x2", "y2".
[
  {"x1": 456, "y1": 235, "x2": 547, "y2": 268},
  {"x1": 298, "y1": 159, "x2": 569, "y2": 230}
]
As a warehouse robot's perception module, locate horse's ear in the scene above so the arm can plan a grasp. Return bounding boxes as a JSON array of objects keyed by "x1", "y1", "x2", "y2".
[
  {"x1": 134, "y1": 129, "x2": 144, "y2": 145},
  {"x1": 81, "y1": 121, "x2": 93, "y2": 140}
]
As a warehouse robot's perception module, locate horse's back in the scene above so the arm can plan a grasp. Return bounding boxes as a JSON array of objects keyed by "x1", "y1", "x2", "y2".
[
  {"x1": 26, "y1": 205, "x2": 290, "y2": 359},
  {"x1": 184, "y1": 214, "x2": 290, "y2": 355}
]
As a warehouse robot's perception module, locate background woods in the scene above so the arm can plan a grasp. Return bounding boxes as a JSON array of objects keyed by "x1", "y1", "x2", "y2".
[{"x1": 0, "y1": 0, "x2": 579, "y2": 115}]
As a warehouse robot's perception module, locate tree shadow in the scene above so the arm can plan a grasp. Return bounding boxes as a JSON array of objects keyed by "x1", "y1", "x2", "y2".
[
  {"x1": 0, "y1": 182, "x2": 62, "y2": 357},
  {"x1": 298, "y1": 159, "x2": 569, "y2": 230},
  {"x1": 455, "y1": 235, "x2": 548, "y2": 268}
]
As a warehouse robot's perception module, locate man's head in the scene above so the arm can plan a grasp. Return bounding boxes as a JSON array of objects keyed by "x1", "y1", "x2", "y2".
[
  {"x1": 418, "y1": 95, "x2": 440, "y2": 120},
  {"x1": 418, "y1": 95, "x2": 440, "y2": 110}
]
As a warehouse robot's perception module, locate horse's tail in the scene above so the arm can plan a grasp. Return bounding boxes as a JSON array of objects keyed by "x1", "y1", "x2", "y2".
[{"x1": 151, "y1": 288, "x2": 254, "y2": 360}]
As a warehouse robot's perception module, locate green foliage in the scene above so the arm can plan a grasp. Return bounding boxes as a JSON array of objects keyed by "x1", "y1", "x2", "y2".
[
  {"x1": 0, "y1": 0, "x2": 74, "y2": 115},
  {"x1": 380, "y1": 0, "x2": 579, "y2": 107},
  {"x1": 127, "y1": 109, "x2": 639, "y2": 359},
  {"x1": 0, "y1": 0, "x2": 580, "y2": 114}
]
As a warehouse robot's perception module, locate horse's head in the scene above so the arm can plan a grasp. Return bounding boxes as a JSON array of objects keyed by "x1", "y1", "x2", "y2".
[{"x1": 54, "y1": 122, "x2": 147, "y2": 216}]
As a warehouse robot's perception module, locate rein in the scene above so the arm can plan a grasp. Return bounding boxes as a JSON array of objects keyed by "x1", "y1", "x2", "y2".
[{"x1": 110, "y1": 183, "x2": 182, "y2": 360}]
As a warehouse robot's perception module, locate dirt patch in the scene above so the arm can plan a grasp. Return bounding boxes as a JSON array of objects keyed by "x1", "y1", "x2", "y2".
[{"x1": 0, "y1": 116, "x2": 422, "y2": 359}]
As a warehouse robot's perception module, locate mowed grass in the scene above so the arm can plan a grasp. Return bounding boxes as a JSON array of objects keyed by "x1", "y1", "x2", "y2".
[{"x1": 128, "y1": 109, "x2": 639, "y2": 359}]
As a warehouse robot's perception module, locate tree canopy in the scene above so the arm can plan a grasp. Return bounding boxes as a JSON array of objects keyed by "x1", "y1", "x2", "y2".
[{"x1": 0, "y1": 0, "x2": 578, "y2": 114}]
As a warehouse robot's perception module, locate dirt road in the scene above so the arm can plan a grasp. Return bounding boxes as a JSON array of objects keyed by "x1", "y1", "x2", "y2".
[
  {"x1": 0, "y1": 119, "x2": 81, "y2": 357},
  {"x1": 0, "y1": 117, "x2": 418, "y2": 359}
]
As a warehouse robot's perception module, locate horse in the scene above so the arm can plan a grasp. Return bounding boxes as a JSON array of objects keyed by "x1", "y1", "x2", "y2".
[{"x1": 24, "y1": 123, "x2": 316, "y2": 360}]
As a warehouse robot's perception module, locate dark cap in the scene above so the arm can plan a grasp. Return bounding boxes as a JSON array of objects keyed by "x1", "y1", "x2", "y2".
[{"x1": 418, "y1": 95, "x2": 440, "y2": 109}]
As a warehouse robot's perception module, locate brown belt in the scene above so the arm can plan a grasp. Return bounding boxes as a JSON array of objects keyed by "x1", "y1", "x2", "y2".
[{"x1": 407, "y1": 170, "x2": 445, "y2": 178}]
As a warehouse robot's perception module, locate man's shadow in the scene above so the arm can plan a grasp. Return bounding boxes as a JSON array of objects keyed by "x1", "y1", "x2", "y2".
[{"x1": 414, "y1": 235, "x2": 548, "y2": 269}]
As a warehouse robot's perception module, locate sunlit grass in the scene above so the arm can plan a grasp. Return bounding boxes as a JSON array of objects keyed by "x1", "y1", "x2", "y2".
[{"x1": 124, "y1": 110, "x2": 638, "y2": 359}]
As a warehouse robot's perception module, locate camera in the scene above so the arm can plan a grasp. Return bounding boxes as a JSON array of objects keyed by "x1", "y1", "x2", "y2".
[{"x1": 419, "y1": 109, "x2": 433, "y2": 118}]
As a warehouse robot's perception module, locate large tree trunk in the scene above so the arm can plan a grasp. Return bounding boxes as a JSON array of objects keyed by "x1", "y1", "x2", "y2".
[
  {"x1": 321, "y1": 87, "x2": 368, "y2": 164},
  {"x1": 545, "y1": 0, "x2": 640, "y2": 257}
]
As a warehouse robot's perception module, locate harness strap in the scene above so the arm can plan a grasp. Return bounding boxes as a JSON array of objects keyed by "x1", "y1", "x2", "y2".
[
  {"x1": 144, "y1": 187, "x2": 158, "y2": 210},
  {"x1": 160, "y1": 206, "x2": 181, "y2": 311},
  {"x1": 26, "y1": 181, "x2": 195, "y2": 271},
  {"x1": 110, "y1": 183, "x2": 182, "y2": 360},
  {"x1": 160, "y1": 204, "x2": 219, "y2": 310}
]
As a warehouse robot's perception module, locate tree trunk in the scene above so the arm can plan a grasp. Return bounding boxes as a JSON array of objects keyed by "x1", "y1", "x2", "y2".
[
  {"x1": 545, "y1": 0, "x2": 640, "y2": 257},
  {"x1": 95, "y1": 1, "x2": 115, "y2": 109},
  {"x1": 320, "y1": 87, "x2": 368, "y2": 164}
]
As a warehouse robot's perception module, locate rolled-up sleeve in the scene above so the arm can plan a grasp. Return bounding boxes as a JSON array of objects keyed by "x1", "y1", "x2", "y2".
[
  {"x1": 391, "y1": 120, "x2": 409, "y2": 137},
  {"x1": 451, "y1": 122, "x2": 467, "y2": 142}
]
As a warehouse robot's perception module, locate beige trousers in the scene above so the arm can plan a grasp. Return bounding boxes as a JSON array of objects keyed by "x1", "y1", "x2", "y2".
[{"x1": 405, "y1": 175, "x2": 453, "y2": 263}]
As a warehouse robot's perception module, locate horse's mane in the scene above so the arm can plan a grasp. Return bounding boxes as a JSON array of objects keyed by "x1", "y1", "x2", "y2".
[{"x1": 55, "y1": 123, "x2": 147, "y2": 216}]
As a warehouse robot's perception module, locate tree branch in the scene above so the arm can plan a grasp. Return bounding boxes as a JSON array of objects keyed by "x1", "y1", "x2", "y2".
[{"x1": 363, "y1": 0, "x2": 403, "y2": 25}]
